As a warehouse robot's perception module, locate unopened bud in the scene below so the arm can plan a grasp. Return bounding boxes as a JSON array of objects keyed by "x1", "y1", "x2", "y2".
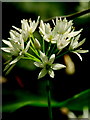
[{"x1": 34, "y1": 38, "x2": 41, "y2": 49}]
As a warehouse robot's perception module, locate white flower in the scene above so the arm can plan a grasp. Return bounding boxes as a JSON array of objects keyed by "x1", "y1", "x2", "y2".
[
  {"x1": 1, "y1": 34, "x2": 30, "y2": 71},
  {"x1": 2, "y1": 35, "x2": 30, "y2": 56},
  {"x1": 39, "y1": 20, "x2": 57, "y2": 43},
  {"x1": 54, "y1": 17, "x2": 82, "y2": 38},
  {"x1": 56, "y1": 34, "x2": 70, "y2": 50},
  {"x1": 12, "y1": 16, "x2": 40, "y2": 41},
  {"x1": 53, "y1": 17, "x2": 73, "y2": 35},
  {"x1": 53, "y1": 17, "x2": 83, "y2": 50},
  {"x1": 34, "y1": 51, "x2": 66, "y2": 79},
  {"x1": 39, "y1": 17, "x2": 83, "y2": 50},
  {"x1": 69, "y1": 34, "x2": 89, "y2": 61}
]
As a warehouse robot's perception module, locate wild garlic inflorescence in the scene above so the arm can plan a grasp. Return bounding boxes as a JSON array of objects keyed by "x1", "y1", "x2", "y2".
[{"x1": 1, "y1": 16, "x2": 88, "y2": 78}]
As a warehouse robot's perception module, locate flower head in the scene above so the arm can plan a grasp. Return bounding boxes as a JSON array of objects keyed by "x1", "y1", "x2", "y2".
[
  {"x1": 1, "y1": 32, "x2": 30, "y2": 72},
  {"x1": 54, "y1": 17, "x2": 82, "y2": 38},
  {"x1": 53, "y1": 17, "x2": 73, "y2": 35},
  {"x1": 1, "y1": 16, "x2": 88, "y2": 77},
  {"x1": 54, "y1": 17, "x2": 83, "y2": 50},
  {"x1": 34, "y1": 51, "x2": 66, "y2": 79},
  {"x1": 39, "y1": 17, "x2": 83, "y2": 51},
  {"x1": 12, "y1": 16, "x2": 40, "y2": 41}
]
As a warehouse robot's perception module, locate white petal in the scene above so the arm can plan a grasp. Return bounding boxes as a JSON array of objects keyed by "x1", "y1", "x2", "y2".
[
  {"x1": 9, "y1": 56, "x2": 21, "y2": 65},
  {"x1": 57, "y1": 38, "x2": 70, "y2": 50},
  {"x1": 1, "y1": 48, "x2": 11, "y2": 53},
  {"x1": 76, "y1": 38, "x2": 86, "y2": 48},
  {"x1": 21, "y1": 19, "x2": 28, "y2": 31},
  {"x1": 2, "y1": 40, "x2": 12, "y2": 47},
  {"x1": 39, "y1": 20, "x2": 45, "y2": 34},
  {"x1": 20, "y1": 35, "x2": 24, "y2": 50},
  {"x1": 52, "y1": 63, "x2": 66, "y2": 70},
  {"x1": 73, "y1": 51, "x2": 82, "y2": 61},
  {"x1": 9, "y1": 31, "x2": 15, "y2": 39},
  {"x1": 10, "y1": 30, "x2": 20, "y2": 38},
  {"x1": 34, "y1": 62, "x2": 44, "y2": 68},
  {"x1": 40, "y1": 51, "x2": 45, "y2": 58},
  {"x1": 52, "y1": 19, "x2": 55, "y2": 26},
  {"x1": 40, "y1": 51, "x2": 48, "y2": 63},
  {"x1": 76, "y1": 49, "x2": 89, "y2": 53},
  {"x1": 45, "y1": 23, "x2": 51, "y2": 34},
  {"x1": 74, "y1": 34, "x2": 81, "y2": 41},
  {"x1": 12, "y1": 26, "x2": 22, "y2": 33},
  {"x1": 69, "y1": 37, "x2": 74, "y2": 50},
  {"x1": 48, "y1": 69, "x2": 54, "y2": 78},
  {"x1": 25, "y1": 40, "x2": 30, "y2": 52},
  {"x1": 68, "y1": 29, "x2": 83, "y2": 38},
  {"x1": 38, "y1": 68, "x2": 47, "y2": 79},
  {"x1": 49, "y1": 54, "x2": 55, "y2": 64},
  {"x1": 36, "y1": 16, "x2": 40, "y2": 26},
  {"x1": 10, "y1": 41, "x2": 20, "y2": 52},
  {"x1": 68, "y1": 111, "x2": 77, "y2": 118}
]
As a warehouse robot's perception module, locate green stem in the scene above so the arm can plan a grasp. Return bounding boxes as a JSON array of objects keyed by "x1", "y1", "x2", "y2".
[
  {"x1": 56, "y1": 49, "x2": 62, "y2": 55},
  {"x1": 46, "y1": 42, "x2": 51, "y2": 55},
  {"x1": 25, "y1": 52, "x2": 41, "y2": 62},
  {"x1": 30, "y1": 46, "x2": 40, "y2": 58},
  {"x1": 47, "y1": 79, "x2": 53, "y2": 120},
  {"x1": 44, "y1": 9, "x2": 90, "y2": 22},
  {"x1": 42, "y1": 38, "x2": 45, "y2": 53},
  {"x1": 56, "y1": 50, "x2": 70, "y2": 59},
  {"x1": 49, "y1": 44, "x2": 56, "y2": 56},
  {"x1": 30, "y1": 38, "x2": 35, "y2": 49},
  {"x1": 53, "y1": 48, "x2": 59, "y2": 54},
  {"x1": 30, "y1": 36, "x2": 40, "y2": 58}
]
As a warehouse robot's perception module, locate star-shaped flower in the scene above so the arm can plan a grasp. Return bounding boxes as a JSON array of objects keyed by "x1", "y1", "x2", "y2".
[
  {"x1": 69, "y1": 34, "x2": 89, "y2": 61},
  {"x1": 34, "y1": 51, "x2": 66, "y2": 79},
  {"x1": 56, "y1": 34, "x2": 70, "y2": 50},
  {"x1": 39, "y1": 20, "x2": 57, "y2": 43},
  {"x1": 1, "y1": 33, "x2": 30, "y2": 72},
  {"x1": 53, "y1": 17, "x2": 82, "y2": 38},
  {"x1": 12, "y1": 16, "x2": 40, "y2": 41}
]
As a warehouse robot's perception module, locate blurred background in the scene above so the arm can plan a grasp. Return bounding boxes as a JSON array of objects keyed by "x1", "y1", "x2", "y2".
[{"x1": 2, "y1": 2, "x2": 90, "y2": 120}]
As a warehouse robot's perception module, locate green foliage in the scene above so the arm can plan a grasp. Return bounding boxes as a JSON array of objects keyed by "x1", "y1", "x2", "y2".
[{"x1": 2, "y1": 89, "x2": 90, "y2": 112}]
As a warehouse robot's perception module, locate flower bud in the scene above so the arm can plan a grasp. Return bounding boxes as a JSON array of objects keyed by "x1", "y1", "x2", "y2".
[{"x1": 34, "y1": 38, "x2": 41, "y2": 49}]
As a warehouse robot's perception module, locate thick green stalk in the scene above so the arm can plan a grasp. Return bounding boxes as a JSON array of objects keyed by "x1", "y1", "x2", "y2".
[{"x1": 47, "y1": 79, "x2": 53, "y2": 120}]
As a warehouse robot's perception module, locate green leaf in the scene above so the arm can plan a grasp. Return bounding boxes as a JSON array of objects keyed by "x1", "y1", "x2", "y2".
[
  {"x1": 2, "y1": 90, "x2": 59, "y2": 112},
  {"x1": 1, "y1": 89, "x2": 90, "y2": 112},
  {"x1": 58, "y1": 89, "x2": 90, "y2": 111}
]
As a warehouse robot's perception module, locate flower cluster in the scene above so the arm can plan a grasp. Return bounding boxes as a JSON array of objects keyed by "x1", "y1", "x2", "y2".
[{"x1": 1, "y1": 16, "x2": 88, "y2": 78}]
